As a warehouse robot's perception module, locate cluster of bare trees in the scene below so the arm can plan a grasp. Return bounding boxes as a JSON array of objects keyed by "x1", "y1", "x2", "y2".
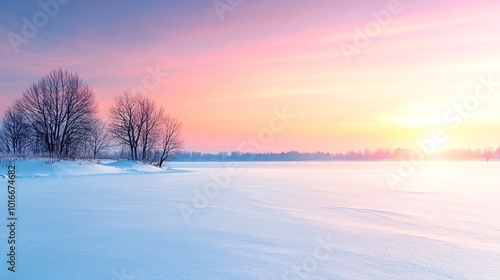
[
  {"x1": 109, "y1": 92, "x2": 183, "y2": 166},
  {"x1": 0, "y1": 69, "x2": 183, "y2": 166},
  {"x1": 0, "y1": 69, "x2": 99, "y2": 158}
]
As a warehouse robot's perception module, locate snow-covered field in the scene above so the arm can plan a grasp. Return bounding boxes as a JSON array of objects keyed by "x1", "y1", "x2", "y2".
[
  {"x1": 0, "y1": 159, "x2": 178, "y2": 178},
  {"x1": 0, "y1": 160, "x2": 499, "y2": 279}
]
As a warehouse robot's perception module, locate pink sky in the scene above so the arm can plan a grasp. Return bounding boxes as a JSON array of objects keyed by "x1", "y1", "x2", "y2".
[{"x1": 1, "y1": 0, "x2": 500, "y2": 152}]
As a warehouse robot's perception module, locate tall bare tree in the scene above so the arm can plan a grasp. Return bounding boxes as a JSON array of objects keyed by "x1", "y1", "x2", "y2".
[
  {"x1": 157, "y1": 115, "x2": 183, "y2": 167},
  {"x1": 139, "y1": 97, "x2": 165, "y2": 162},
  {"x1": 109, "y1": 93, "x2": 165, "y2": 162},
  {"x1": 109, "y1": 92, "x2": 140, "y2": 160},
  {"x1": 15, "y1": 69, "x2": 98, "y2": 158}
]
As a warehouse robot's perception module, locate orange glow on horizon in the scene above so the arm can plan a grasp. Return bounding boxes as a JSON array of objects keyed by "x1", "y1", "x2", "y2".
[{"x1": 1, "y1": 0, "x2": 500, "y2": 153}]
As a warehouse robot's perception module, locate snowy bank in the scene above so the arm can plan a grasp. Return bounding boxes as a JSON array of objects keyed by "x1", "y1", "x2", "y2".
[{"x1": 0, "y1": 159, "x2": 183, "y2": 178}]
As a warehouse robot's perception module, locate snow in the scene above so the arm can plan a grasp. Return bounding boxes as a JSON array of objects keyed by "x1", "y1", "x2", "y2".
[
  {"x1": 0, "y1": 159, "x2": 175, "y2": 178},
  {"x1": 0, "y1": 160, "x2": 499, "y2": 279}
]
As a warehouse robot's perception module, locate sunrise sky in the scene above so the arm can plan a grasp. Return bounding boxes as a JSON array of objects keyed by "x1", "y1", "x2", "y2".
[{"x1": 1, "y1": 0, "x2": 500, "y2": 153}]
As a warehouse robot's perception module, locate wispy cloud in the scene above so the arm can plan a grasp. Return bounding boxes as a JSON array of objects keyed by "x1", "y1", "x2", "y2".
[{"x1": 1, "y1": 0, "x2": 500, "y2": 152}]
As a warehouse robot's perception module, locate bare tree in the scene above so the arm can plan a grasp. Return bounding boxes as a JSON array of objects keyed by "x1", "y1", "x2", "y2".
[
  {"x1": 87, "y1": 119, "x2": 111, "y2": 159},
  {"x1": 15, "y1": 69, "x2": 98, "y2": 158},
  {"x1": 139, "y1": 97, "x2": 164, "y2": 162},
  {"x1": 1, "y1": 105, "x2": 31, "y2": 155},
  {"x1": 484, "y1": 146, "x2": 494, "y2": 161},
  {"x1": 157, "y1": 115, "x2": 183, "y2": 167},
  {"x1": 109, "y1": 93, "x2": 141, "y2": 160},
  {"x1": 109, "y1": 93, "x2": 165, "y2": 162}
]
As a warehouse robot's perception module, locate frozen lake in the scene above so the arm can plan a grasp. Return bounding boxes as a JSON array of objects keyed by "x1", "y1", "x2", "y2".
[{"x1": 1, "y1": 161, "x2": 499, "y2": 279}]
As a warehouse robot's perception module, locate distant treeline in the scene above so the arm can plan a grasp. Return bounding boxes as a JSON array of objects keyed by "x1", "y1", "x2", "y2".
[{"x1": 174, "y1": 148, "x2": 500, "y2": 162}]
